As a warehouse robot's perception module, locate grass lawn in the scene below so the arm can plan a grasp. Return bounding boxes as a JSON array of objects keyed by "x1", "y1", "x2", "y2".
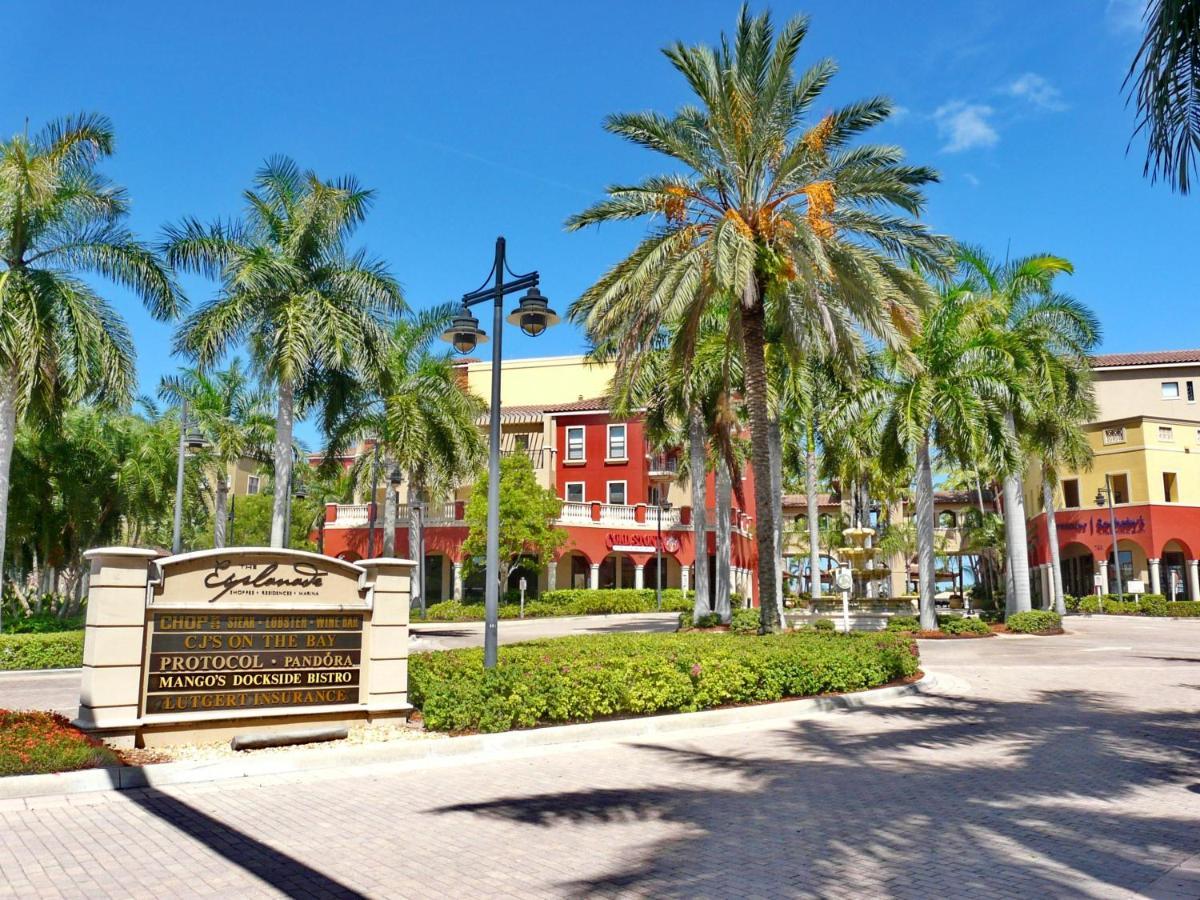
[{"x1": 0, "y1": 710, "x2": 120, "y2": 777}]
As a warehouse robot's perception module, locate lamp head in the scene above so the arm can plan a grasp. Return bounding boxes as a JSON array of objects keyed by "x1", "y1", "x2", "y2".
[
  {"x1": 1095, "y1": 489, "x2": 1106, "y2": 507},
  {"x1": 184, "y1": 428, "x2": 209, "y2": 451},
  {"x1": 506, "y1": 287, "x2": 559, "y2": 338},
  {"x1": 293, "y1": 483, "x2": 308, "y2": 500},
  {"x1": 441, "y1": 306, "x2": 488, "y2": 354},
  {"x1": 389, "y1": 466, "x2": 403, "y2": 486}
]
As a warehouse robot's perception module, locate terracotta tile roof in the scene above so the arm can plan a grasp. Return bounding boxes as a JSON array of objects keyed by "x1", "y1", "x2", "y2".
[
  {"x1": 543, "y1": 396, "x2": 611, "y2": 413},
  {"x1": 1091, "y1": 349, "x2": 1200, "y2": 368},
  {"x1": 782, "y1": 493, "x2": 838, "y2": 507}
]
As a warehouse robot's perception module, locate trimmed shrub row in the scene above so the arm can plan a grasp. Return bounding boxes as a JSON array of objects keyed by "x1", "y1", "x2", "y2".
[
  {"x1": 1066, "y1": 594, "x2": 1199, "y2": 617},
  {"x1": 409, "y1": 631, "x2": 920, "y2": 733},
  {"x1": 886, "y1": 614, "x2": 990, "y2": 636},
  {"x1": 0, "y1": 631, "x2": 84, "y2": 670},
  {"x1": 1006, "y1": 610, "x2": 1062, "y2": 634},
  {"x1": 421, "y1": 589, "x2": 694, "y2": 621}
]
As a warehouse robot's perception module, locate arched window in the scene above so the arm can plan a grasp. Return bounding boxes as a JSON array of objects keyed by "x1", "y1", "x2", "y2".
[{"x1": 938, "y1": 510, "x2": 957, "y2": 528}]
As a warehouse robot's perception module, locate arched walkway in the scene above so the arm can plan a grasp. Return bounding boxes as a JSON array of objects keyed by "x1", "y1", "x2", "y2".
[
  {"x1": 1059, "y1": 542, "x2": 1094, "y2": 598},
  {"x1": 1107, "y1": 538, "x2": 1147, "y2": 593},
  {"x1": 556, "y1": 551, "x2": 594, "y2": 591},
  {"x1": 1160, "y1": 539, "x2": 1192, "y2": 599},
  {"x1": 598, "y1": 553, "x2": 637, "y2": 590}
]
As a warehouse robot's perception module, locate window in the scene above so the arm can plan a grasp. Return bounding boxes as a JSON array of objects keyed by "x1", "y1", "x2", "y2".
[
  {"x1": 565, "y1": 482, "x2": 585, "y2": 503},
  {"x1": 565, "y1": 426, "x2": 585, "y2": 462},
  {"x1": 1188, "y1": 381, "x2": 1196, "y2": 402},
  {"x1": 1109, "y1": 473, "x2": 1130, "y2": 504},
  {"x1": 513, "y1": 433, "x2": 530, "y2": 450},
  {"x1": 246, "y1": 475, "x2": 260, "y2": 495},
  {"x1": 1103, "y1": 427, "x2": 1126, "y2": 445},
  {"x1": 607, "y1": 481, "x2": 627, "y2": 505},
  {"x1": 606, "y1": 424, "x2": 627, "y2": 460},
  {"x1": 938, "y1": 511, "x2": 957, "y2": 527},
  {"x1": 1062, "y1": 478, "x2": 1080, "y2": 509},
  {"x1": 1162, "y1": 381, "x2": 1180, "y2": 399},
  {"x1": 1163, "y1": 472, "x2": 1179, "y2": 502},
  {"x1": 1159, "y1": 425, "x2": 1175, "y2": 442}
]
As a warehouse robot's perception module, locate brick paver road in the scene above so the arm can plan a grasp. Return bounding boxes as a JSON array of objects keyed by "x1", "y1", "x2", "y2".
[{"x1": 2, "y1": 616, "x2": 1199, "y2": 899}]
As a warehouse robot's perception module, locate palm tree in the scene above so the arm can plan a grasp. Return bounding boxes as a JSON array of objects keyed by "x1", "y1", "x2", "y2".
[
  {"x1": 1126, "y1": 0, "x2": 1200, "y2": 193},
  {"x1": 1025, "y1": 362, "x2": 1097, "y2": 614},
  {"x1": 871, "y1": 286, "x2": 1018, "y2": 630},
  {"x1": 159, "y1": 359, "x2": 275, "y2": 547},
  {"x1": 166, "y1": 157, "x2": 404, "y2": 548},
  {"x1": 0, "y1": 114, "x2": 181, "y2": 608},
  {"x1": 320, "y1": 306, "x2": 485, "y2": 606},
  {"x1": 958, "y1": 249, "x2": 1100, "y2": 615},
  {"x1": 567, "y1": 8, "x2": 946, "y2": 629}
]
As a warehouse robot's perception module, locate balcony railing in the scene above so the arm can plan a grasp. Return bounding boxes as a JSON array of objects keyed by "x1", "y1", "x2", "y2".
[
  {"x1": 647, "y1": 453, "x2": 679, "y2": 480},
  {"x1": 326, "y1": 500, "x2": 708, "y2": 531}
]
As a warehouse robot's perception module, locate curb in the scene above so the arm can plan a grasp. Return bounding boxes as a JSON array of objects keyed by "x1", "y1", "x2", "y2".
[
  {"x1": 0, "y1": 667, "x2": 82, "y2": 677},
  {"x1": 0, "y1": 672, "x2": 953, "y2": 803}
]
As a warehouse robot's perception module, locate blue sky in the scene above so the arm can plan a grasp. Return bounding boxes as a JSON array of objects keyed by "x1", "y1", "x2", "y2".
[{"x1": 3, "y1": 1, "x2": 1192, "y2": 445}]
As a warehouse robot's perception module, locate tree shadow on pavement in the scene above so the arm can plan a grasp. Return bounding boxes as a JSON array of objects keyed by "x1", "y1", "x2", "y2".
[{"x1": 434, "y1": 688, "x2": 1200, "y2": 898}]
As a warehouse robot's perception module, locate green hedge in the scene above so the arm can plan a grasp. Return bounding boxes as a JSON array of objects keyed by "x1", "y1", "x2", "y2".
[
  {"x1": 730, "y1": 608, "x2": 760, "y2": 634},
  {"x1": 1007, "y1": 610, "x2": 1062, "y2": 634},
  {"x1": 409, "y1": 631, "x2": 920, "y2": 733},
  {"x1": 421, "y1": 589, "x2": 694, "y2": 621},
  {"x1": 939, "y1": 616, "x2": 991, "y2": 636},
  {"x1": 0, "y1": 631, "x2": 84, "y2": 670},
  {"x1": 1166, "y1": 601, "x2": 1200, "y2": 616}
]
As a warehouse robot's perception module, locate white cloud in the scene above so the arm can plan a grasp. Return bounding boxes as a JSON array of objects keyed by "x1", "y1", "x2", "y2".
[
  {"x1": 963, "y1": 173, "x2": 981, "y2": 188},
  {"x1": 1006, "y1": 72, "x2": 1067, "y2": 112},
  {"x1": 1106, "y1": 0, "x2": 1148, "y2": 33},
  {"x1": 933, "y1": 101, "x2": 999, "y2": 153},
  {"x1": 889, "y1": 104, "x2": 911, "y2": 124}
]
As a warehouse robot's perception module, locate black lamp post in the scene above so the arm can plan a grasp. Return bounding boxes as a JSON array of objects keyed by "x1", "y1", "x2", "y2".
[
  {"x1": 1096, "y1": 476, "x2": 1123, "y2": 598},
  {"x1": 655, "y1": 500, "x2": 673, "y2": 611},
  {"x1": 171, "y1": 399, "x2": 210, "y2": 555},
  {"x1": 441, "y1": 236, "x2": 557, "y2": 668}
]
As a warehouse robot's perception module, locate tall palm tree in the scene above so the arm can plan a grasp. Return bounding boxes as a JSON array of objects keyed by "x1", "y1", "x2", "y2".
[
  {"x1": 871, "y1": 286, "x2": 1018, "y2": 630},
  {"x1": 958, "y1": 249, "x2": 1100, "y2": 615},
  {"x1": 166, "y1": 157, "x2": 404, "y2": 548},
  {"x1": 320, "y1": 305, "x2": 485, "y2": 605},
  {"x1": 567, "y1": 8, "x2": 946, "y2": 628},
  {"x1": 0, "y1": 113, "x2": 181, "y2": 607},
  {"x1": 1025, "y1": 359, "x2": 1097, "y2": 614},
  {"x1": 1126, "y1": 0, "x2": 1200, "y2": 193},
  {"x1": 159, "y1": 359, "x2": 275, "y2": 547}
]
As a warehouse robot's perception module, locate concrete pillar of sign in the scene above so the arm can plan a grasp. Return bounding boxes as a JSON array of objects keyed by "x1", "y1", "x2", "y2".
[
  {"x1": 74, "y1": 547, "x2": 159, "y2": 746},
  {"x1": 358, "y1": 557, "x2": 415, "y2": 718},
  {"x1": 1097, "y1": 559, "x2": 1109, "y2": 595},
  {"x1": 452, "y1": 562, "x2": 463, "y2": 600},
  {"x1": 681, "y1": 565, "x2": 690, "y2": 593},
  {"x1": 1149, "y1": 558, "x2": 1162, "y2": 595},
  {"x1": 634, "y1": 564, "x2": 645, "y2": 590},
  {"x1": 589, "y1": 563, "x2": 600, "y2": 591},
  {"x1": 1189, "y1": 560, "x2": 1200, "y2": 601}
]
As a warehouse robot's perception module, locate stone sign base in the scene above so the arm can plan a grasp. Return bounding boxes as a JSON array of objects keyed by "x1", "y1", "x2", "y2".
[{"x1": 75, "y1": 547, "x2": 414, "y2": 749}]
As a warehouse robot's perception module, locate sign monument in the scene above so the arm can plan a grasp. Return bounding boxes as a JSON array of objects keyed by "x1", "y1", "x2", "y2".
[{"x1": 75, "y1": 547, "x2": 413, "y2": 747}]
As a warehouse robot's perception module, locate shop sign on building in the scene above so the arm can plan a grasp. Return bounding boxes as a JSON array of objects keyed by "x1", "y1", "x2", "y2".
[
  {"x1": 605, "y1": 532, "x2": 681, "y2": 554},
  {"x1": 75, "y1": 547, "x2": 413, "y2": 747}
]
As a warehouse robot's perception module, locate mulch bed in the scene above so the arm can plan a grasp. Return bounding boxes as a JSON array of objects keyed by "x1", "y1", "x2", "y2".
[{"x1": 912, "y1": 630, "x2": 995, "y2": 640}]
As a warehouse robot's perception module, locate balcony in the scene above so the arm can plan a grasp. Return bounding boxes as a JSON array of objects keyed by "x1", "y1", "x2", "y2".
[
  {"x1": 325, "y1": 500, "x2": 707, "y2": 531},
  {"x1": 646, "y1": 453, "x2": 679, "y2": 480}
]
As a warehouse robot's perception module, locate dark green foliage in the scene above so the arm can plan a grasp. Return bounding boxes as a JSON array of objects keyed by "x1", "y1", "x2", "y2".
[
  {"x1": 1006, "y1": 610, "x2": 1062, "y2": 634},
  {"x1": 0, "y1": 631, "x2": 84, "y2": 669},
  {"x1": 694, "y1": 613, "x2": 722, "y2": 628},
  {"x1": 1, "y1": 609, "x2": 85, "y2": 634},
  {"x1": 886, "y1": 616, "x2": 920, "y2": 632},
  {"x1": 813, "y1": 618, "x2": 835, "y2": 632},
  {"x1": 409, "y1": 631, "x2": 921, "y2": 733},
  {"x1": 1075, "y1": 594, "x2": 1200, "y2": 618},
  {"x1": 422, "y1": 589, "x2": 694, "y2": 621},
  {"x1": 730, "y1": 608, "x2": 761, "y2": 634},
  {"x1": 938, "y1": 616, "x2": 991, "y2": 636},
  {"x1": 1166, "y1": 601, "x2": 1200, "y2": 617}
]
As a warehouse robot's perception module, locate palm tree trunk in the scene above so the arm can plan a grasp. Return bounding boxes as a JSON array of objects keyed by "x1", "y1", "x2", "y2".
[
  {"x1": 408, "y1": 481, "x2": 426, "y2": 614},
  {"x1": 769, "y1": 417, "x2": 784, "y2": 620},
  {"x1": 689, "y1": 405, "x2": 709, "y2": 623},
  {"x1": 0, "y1": 378, "x2": 16, "y2": 626},
  {"x1": 916, "y1": 433, "x2": 938, "y2": 631},
  {"x1": 1001, "y1": 414, "x2": 1032, "y2": 615},
  {"x1": 715, "y1": 460, "x2": 732, "y2": 622},
  {"x1": 382, "y1": 459, "x2": 397, "y2": 557},
  {"x1": 740, "y1": 299, "x2": 780, "y2": 630},
  {"x1": 1042, "y1": 471, "x2": 1066, "y2": 615},
  {"x1": 213, "y1": 473, "x2": 229, "y2": 548},
  {"x1": 806, "y1": 424, "x2": 822, "y2": 599},
  {"x1": 269, "y1": 379, "x2": 295, "y2": 548}
]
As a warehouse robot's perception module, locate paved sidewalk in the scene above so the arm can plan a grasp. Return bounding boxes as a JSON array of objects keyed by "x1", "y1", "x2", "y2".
[{"x1": 2, "y1": 617, "x2": 1198, "y2": 898}]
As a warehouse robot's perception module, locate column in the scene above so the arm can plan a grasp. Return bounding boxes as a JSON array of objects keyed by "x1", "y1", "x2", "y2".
[
  {"x1": 615, "y1": 555, "x2": 623, "y2": 589},
  {"x1": 360, "y1": 557, "x2": 414, "y2": 718},
  {"x1": 452, "y1": 562, "x2": 463, "y2": 600},
  {"x1": 1149, "y1": 558, "x2": 1162, "y2": 595},
  {"x1": 634, "y1": 564, "x2": 645, "y2": 590},
  {"x1": 1189, "y1": 560, "x2": 1200, "y2": 601},
  {"x1": 546, "y1": 560, "x2": 557, "y2": 592},
  {"x1": 1097, "y1": 559, "x2": 1109, "y2": 595},
  {"x1": 681, "y1": 565, "x2": 690, "y2": 593},
  {"x1": 74, "y1": 547, "x2": 159, "y2": 746},
  {"x1": 1042, "y1": 565, "x2": 1054, "y2": 610},
  {"x1": 589, "y1": 563, "x2": 600, "y2": 590}
]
